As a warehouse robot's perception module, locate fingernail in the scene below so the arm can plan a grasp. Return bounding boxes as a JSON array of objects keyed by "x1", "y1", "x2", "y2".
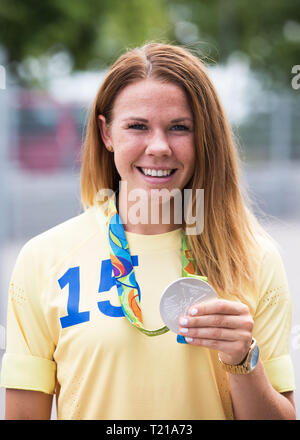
[
  {"x1": 179, "y1": 317, "x2": 188, "y2": 326},
  {"x1": 185, "y1": 337, "x2": 193, "y2": 343},
  {"x1": 179, "y1": 327, "x2": 188, "y2": 333},
  {"x1": 189, "y1": 308, "x2": 197, "y2": 316}
]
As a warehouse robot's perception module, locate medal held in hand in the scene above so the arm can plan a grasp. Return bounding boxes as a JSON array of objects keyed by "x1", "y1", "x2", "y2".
[
  {"x1": 159, "y1": 277, "x2": 217, "y2": 334},
  {"x1": 101, "y1": 193, "x2": 211, "y2": 336}
]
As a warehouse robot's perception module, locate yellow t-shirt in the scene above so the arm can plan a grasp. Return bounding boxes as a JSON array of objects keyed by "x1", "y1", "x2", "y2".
[{"x1": 0, "y1": 204, "x2": 295, "y2": 419}]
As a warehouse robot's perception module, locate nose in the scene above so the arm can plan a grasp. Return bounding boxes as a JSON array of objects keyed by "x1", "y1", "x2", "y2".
[{"x1": 145, "y1": 130, "x2": 172, "y2": 157}]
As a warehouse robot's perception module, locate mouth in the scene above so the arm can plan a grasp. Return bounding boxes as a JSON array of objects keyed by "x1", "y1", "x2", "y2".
[{"x1": 136, "y1": 167, "x2": 177, "y2": 177}]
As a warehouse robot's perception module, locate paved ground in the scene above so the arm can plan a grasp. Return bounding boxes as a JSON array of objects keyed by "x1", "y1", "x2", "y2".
[{"x1": 0, "y1": 218, "x2": 300, "y2": 420}]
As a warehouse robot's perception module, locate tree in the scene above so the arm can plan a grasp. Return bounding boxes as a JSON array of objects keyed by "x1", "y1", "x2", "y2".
[
  {"x1": 0, "y1": 0, "x2": 299, "y2": 88},
  {"x1": 167, "y1": 0, "x2": 300, "y2": 88},
  {"x1": 0, "y1": 0, "x2": 169, "y2": 87}
]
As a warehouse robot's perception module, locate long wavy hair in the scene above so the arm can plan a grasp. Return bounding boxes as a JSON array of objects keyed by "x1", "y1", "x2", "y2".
[{"x1": 81, "y1": 42, "x2": 270, "y2": 304}]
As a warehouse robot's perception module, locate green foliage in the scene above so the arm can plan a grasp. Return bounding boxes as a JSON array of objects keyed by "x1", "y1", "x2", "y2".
[
  {"x1": 0, "y1": 0, "x2": 169, "y2": 85},
  {"x1": 0, "y1": 0, "x2": 299, "y2": 88},
  {"x1": 167, "y1": 0, "x2": 300, "y2": 88}
]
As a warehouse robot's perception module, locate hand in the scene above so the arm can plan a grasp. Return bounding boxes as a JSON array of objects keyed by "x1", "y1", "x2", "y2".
[{"x1": 178, "y1": 298, "x2": 254, "y2": 365}]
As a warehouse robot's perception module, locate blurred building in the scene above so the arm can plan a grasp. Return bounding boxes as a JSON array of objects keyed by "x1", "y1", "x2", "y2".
[{"x1": 9, "y1": 88, "x2": 85, "y2": 172}]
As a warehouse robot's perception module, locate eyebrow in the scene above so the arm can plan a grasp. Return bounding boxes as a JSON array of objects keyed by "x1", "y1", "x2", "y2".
[{"x1": 121, "y1": 117, "x2": 193, "y2": 123}]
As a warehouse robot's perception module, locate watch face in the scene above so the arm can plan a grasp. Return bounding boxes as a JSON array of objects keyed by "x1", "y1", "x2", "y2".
[{"x1": 250, "y1": 345, "x2": 259, "y2": 370}]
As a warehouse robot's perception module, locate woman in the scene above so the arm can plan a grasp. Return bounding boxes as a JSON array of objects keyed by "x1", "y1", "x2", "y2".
[{"x1": 1, "y1": 42, "x2": 296, "y2": 419}]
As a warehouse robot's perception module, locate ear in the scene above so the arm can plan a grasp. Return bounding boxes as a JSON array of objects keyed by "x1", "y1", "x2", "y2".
[{"x1": 98, "y1": 115, "x2": 112, "y2": 148}]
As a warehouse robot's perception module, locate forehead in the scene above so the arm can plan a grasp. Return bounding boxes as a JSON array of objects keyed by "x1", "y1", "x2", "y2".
[{"x1": 111, "y1": 79, "x2": 192, "y2": 120}]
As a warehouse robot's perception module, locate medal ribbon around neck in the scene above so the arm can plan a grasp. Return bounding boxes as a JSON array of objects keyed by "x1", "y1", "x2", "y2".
[{"x1": 105, "y1": 193, "x2": 207, "y2": 336}]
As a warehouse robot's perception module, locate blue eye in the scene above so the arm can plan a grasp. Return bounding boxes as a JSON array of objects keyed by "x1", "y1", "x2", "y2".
[
  {"x1": 128, "y1": 123, "x2": 147, "y2": 130},
  {"x1": 172, "y1": 125, "x2": 189, "y2": 131}
]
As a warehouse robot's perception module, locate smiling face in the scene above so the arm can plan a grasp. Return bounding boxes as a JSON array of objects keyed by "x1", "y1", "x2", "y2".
[{"x1": 99, "y1": 79, "x2": 196, "y2": 200}]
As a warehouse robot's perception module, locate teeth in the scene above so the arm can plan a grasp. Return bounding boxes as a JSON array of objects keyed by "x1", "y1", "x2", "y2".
[{"x1": 141, "y1": 168, "x2": 173, "y2": 177}]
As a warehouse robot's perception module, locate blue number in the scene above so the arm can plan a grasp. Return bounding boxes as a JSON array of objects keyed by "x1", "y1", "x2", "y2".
[
  {"x1": 58, "y1": 267, "x2": 90, "y2": 328},
  {"x1": 97, "y1": 256, "x2": 138, "y2": 318},
  {"x1": 57, "y1": 257, "x2": 185, "y2": 344}
]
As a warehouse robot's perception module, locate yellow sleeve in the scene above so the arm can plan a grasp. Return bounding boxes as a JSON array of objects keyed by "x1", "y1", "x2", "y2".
[
  {"x1": 0, "y1": 240, "x2": 56, "y2": 394},
  {"x1": 253, "y1": 241, "x2": 295, "y2": 393}
]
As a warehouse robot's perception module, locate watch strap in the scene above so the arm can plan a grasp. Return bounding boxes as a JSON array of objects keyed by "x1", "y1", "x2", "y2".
[{"x1": 218, "y1": 338, "x2": 258, "y2": 375}]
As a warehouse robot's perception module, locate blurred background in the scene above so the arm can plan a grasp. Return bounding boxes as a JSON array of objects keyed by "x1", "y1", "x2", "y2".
[{"x1": 0, "y1": 0, "x2": 299, "y2": 419}]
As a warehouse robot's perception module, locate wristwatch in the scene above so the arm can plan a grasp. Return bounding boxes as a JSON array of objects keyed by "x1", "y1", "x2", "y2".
[{"x1": 218, "y1": 338, "x2": 259, "y2": 374}]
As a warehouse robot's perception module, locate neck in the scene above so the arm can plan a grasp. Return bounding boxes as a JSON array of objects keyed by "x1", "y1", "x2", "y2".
[{"x1": 118, "y1": 189, "x2": 183, "y2": 235}]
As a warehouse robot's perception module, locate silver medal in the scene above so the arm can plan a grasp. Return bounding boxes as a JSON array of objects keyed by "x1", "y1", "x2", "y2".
[{"x1": 159, "y1": 277, "x2": 217, "y2": 333}]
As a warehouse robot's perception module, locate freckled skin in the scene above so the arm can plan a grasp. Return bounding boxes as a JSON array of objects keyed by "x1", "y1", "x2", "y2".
[{"x1": 99, "y1": 79, "x2": 196, "y2": 198}]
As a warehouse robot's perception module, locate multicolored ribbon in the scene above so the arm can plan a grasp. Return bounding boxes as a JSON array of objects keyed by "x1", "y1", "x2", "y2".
[{"x1": 105, "y1": 193, "x2": 207, "y2": 336}]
